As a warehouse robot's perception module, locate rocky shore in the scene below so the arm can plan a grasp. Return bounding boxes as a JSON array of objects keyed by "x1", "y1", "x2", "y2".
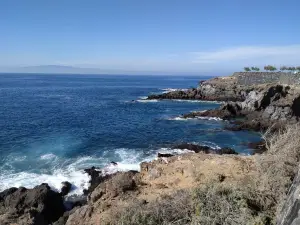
[
  {"x1": 150, "y1": 75, "x2": 300, "y2": 131},
  {"x1": 2, "y1": 74, "x2": 300, "y2": 225}
]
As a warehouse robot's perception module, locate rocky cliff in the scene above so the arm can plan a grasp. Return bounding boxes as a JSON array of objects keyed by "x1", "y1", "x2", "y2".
[
  {"x1": 150, "y1": 75, "x2": 300, "y2": 131},
  {"x1": 148, "y1": 76, "x2": 251, "y2": 102}
]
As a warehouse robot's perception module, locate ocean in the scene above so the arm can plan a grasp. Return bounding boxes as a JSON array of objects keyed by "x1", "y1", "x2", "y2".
[{"x1": 0, "y1": 74, "x2": 260, "y2": 195}]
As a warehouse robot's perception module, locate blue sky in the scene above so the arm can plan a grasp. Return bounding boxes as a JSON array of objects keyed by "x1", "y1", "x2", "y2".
[{"x1": 0, "y1": 0, "x2": 300, "y2": 74}]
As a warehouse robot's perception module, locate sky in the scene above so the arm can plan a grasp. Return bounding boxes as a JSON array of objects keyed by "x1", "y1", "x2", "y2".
[{"x1": 0, "y1": 0, "x2": 300, "y2": 75}]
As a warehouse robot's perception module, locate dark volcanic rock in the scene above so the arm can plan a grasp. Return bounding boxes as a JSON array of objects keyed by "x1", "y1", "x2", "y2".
[
  {"x1": 173, "y1": 143, "x2": 211, "y2": 153},
  {"x1": 292, "y1": 96, "x2": 300, "y2": 117},
  {"x1": 248, "y1": 141, "x2": 267, "y2": 154},
  {"x1": 83, "y1": 166, "x2": 104, "y2": 194},
  {"x1": 0, "y1": 184, "x2": 65, "y2": 225},
  {"x1": 218, "y1": 147, "x2": 238, "y2": 155},
  {"x1": 157, "y1": 153, "x2": 174, "y2": 158},
  {"x1": 173, "y1": 143, "x2": 238, "y2": 155},
  {"x1": 61, "y1": 181, "x2": 72, "y2": 196},
  {"x1": 147, "y1": 77, "x2": 250, "y2": 102},
  {"x1": 183, "y1": 102, "x2": 245, "y2": 120}
]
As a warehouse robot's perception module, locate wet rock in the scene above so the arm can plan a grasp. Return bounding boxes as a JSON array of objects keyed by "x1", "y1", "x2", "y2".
[
  {"x1": 84, "y1": 166, "x2": 105, "y2": 194},
  {"x1": 0, "y1": 183, "x2": 65, "y2": 225},
  {"x1": 147, "y1": 77, "x2": 250, "y2": 102},
  {"x1": 0, "y1": 187, "x2": 18, "y2": 200},
  {"x1": 173, "y1": 143, "x2": 238, "y2": 155},
  {"x1": 248, "y1": 141, "x2": 267, "y2": 154},
  {"x1": 183, "y1": 102, "x2": 244, "y2": 120},
  {"x1": 218, "y1": 147, "x2": 238, "y2": 155},
  {"x1": 173, "y1": 143, "x2": 211, "y2": 153},
  {"x1": 157, "y1": 153, "x2": 174, "y2": 158},
  {"x1": 110, "y1": 161, "x2": 118, "y2": 165},
  {"x1": 61, "y1": 181, "x2": 72, "y2": 196}
]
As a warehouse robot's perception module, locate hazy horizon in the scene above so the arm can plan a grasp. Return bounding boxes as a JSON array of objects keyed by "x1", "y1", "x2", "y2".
[{"x1": 1, "y1": 0, "x2": 300, "y2": 75}]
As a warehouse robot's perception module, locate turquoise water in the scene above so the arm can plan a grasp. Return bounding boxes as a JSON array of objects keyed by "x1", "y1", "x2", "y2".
[{"x1": 0, "y1": 74, "x2": 260, "y2": 194}]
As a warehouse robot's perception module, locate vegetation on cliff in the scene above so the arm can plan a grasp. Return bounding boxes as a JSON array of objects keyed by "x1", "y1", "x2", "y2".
[
  {"x1": 105, "y1": 124, "x2": 300, "y2": 225},
  {"x1": 243, "y1": 65, "x2": 300, "y2": 73}
]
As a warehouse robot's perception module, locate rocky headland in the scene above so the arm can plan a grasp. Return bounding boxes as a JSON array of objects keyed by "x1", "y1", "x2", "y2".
[
  {"x1": 2, "y1": 73, "x2": 300, "y2": 225},
  {"x1": 149, "y1": 75, "x2": 300, "y2": 131}
]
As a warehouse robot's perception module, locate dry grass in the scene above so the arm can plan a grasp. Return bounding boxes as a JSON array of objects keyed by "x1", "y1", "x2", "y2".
[
  {"x1": 191, "y1": 183, "x2": 274, "y2": 225},
  {"x1": 108, "y1": 124, "x2": 300, "y2": 225},
  {"x1": 263, "y1": 123, "x2": 300, "y2": 162},
  {"x1": 256, "y1": 123, "x2": 300, "y2": 214},
  {"x1": 109, "y1": 190, "x2": 193, "y2": 225}
]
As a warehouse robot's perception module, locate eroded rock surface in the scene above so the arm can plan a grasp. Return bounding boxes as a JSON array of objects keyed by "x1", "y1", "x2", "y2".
[
  {"x1": 0, "y1": 184, "x2": 65, "y2": 225},
  {"x1": 65, "y1": 153, "x2": 258, "y2": 225},
  {"x1": 148, "y1": 76, "x2": 251, "y2": 102}
]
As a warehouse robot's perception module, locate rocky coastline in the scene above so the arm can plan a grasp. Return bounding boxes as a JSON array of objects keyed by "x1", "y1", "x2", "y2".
[
  {"x1": 1, "y1": 74, "x2": 300, "y2": 224},
  {"x1": 149, "y1": 75, "x2": 300, "y2": 131}
]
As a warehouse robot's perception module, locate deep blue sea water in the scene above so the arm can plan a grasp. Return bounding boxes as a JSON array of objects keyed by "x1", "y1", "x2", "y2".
[{"x1": 0, "y1": 74, "x2": 261, "y2": 194}]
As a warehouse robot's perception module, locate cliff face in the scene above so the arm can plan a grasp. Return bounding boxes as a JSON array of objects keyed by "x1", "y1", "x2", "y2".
[
  {"x1": 65, "y1": 153, "x2": 260, "y2": 225},
  {"x1": 277, "y1": 167, "x2": 300, "y2": 225},
  {"x1": 150, "y1": 75, "x2": 300, "y2": 131},
  {"x1": 148, "y1": 76, "x2": 251, "y2": 102}
]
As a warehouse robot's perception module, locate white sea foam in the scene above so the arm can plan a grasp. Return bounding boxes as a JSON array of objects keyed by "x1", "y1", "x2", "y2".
[
  {"x1": 168, "y1": 116, "x2": 191, "y2": 121},
  {"x1": 0, "y1": 169, "x2": 90, "y2": 196},
  {"x1": 40, "y1": 153, "x2": 57, "y2": 160},
  {"x1": 139, "y1": 96, "x2": 148, "y2": 100},
  {"x1": 136, "y1": 99, "x2": 159, "y2": 103},
  {"x1": 168, "y1": 115, "x2": 222, "y2": 121},
  {"x1": 200, "y1": 141, "x2": 221, "y2": 150},
  {"x1": 171, "y1": 99, "x2": 222, "y2": 104},
  {"x1": 0, "y1": 156, "x2": 103, "y2": 195},
  {"x1": 160, "y1": 88, "x2": 188, "y2": 93},
  {"x1": 195, "y1": 116, "x2": 223, "y2": 121},
  {"x1": 0, "y1": 143, "x2": 222, "y2": 195},
  {"x1": 157, "y1": 147, "x2": 194, "y2": 155}
]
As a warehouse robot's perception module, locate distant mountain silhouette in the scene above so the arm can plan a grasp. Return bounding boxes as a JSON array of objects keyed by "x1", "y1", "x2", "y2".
[{"x1": 0, "y1": 65, "x2": 212, "y2": 76}]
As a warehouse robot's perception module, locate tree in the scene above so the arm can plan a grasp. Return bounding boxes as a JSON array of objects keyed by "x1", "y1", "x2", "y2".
[
  {"x1": 264, "y1": 65, "x2": 269, "y2": 71},
  {"x1": 251, "y1": 67, "x2": 260, "y2": 71},
  {"x1": 244, "y1": 67, "x2": 251, "y2": 72},
  {"x1": 296, "y1": 66, "x2": 300, "y2": 71},
  {"x1": 280, "y1": 66, "x2": 287, "y2": 72},
  {"x1": 264, "y1": 65, "x2": 276, "y2": 72},
  {"x1": 288, "y1": 67, "x2": 296, "y2": 73}
]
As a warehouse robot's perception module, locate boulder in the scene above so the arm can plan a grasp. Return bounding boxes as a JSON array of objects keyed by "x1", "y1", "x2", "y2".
[
  {"x1": 248, "y1": 141, "x2": 267, "y2": 154},
  {"x1": 0, "y1": 184, "x2": 65, "y2": 225},
  {"x1": 157, "y1": 153, "x2": 174, "y2": 158},
  {"x1": 173, "y1": 143, "x2": 211, "y2": 153},
  {"x1": 83, "y1": 166, "x2": 103, "y2": 194},
  {"x1": 61, "y1": 181, "x2": 72, "y2": 196},
  {"x1": 90, "y1": 171, "x2": 137, "y2": 203}
]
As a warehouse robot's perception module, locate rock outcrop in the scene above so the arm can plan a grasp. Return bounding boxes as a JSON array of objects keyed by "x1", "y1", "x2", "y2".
[
  {"x1": 173, "y1": 143, "x2": 238, "y2": 155},
  {"x1": 0, "y1": 184, "x2": 65, "y2": 225},
  {"x1": 179, "y1": 82, "x2": 300, "y2": 131},
  {"x1": 148, "y1": 76, "x2": 251, "y2": 102},
  {"x1": 65, "y1": 153, "x2": 258, "y2": 225}
]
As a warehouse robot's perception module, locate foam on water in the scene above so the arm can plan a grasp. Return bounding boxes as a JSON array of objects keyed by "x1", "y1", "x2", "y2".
[
  {"x1": 136, "y1": 99, "x2": 159, "y2": 103},
  {"x1": 171, "y1": 99, "x2": 222, "y2": 104},
  {"x1": 0, "y1": 168, "x2": 90, "y2": 196},
  {"x1": 40, "y1": 153, "x2": 57, "y2": 160},
  {"x1": 195, "y1": 116, "x2": 223, "y2": 121},
  {"x1": 168, "y1": 116, "x2": 222, "y2": 121},
  {"x1": 0, "y1": 142, "x2": 224, "y2": 195}
]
